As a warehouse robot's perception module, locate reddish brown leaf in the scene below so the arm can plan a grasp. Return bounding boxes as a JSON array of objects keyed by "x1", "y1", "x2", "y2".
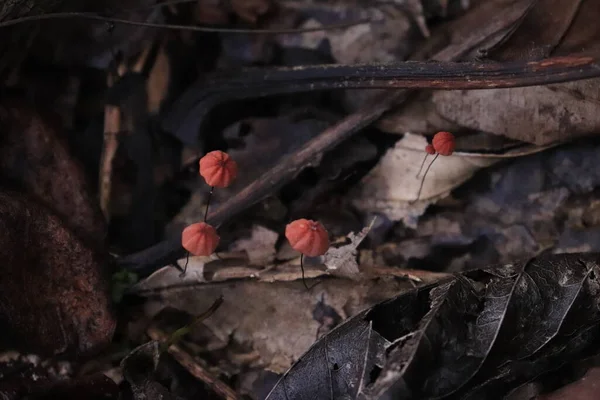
[
  {"x1": 0, "y1": 190, "x2": 115, "y2": 356},
  {"x1": 537, "y1": 367, "x2": 600, "y2": 400},
  {"x1": 488, "y1": 0, "x2": 583, "y2": 61},
  {"x1": 0, "y1": 101, "x2": 106, "y2": 248}
]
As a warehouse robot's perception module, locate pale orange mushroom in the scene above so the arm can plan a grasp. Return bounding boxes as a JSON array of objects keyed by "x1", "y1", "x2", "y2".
[
  {"x1": 181, "y1": 222, "x2": 220, "y2": 256},
  {"x1": 285, "y1": 219, "x2": 329, "y2": 290},
  {"x1": 415, "y1": 131, "x2": 456, "y2": 202},
  {"x1": 198, "y1": 150, "x2": 238, "y2": 223},
  {"x1": 199, "y1": 150, "x2": 238, "y2": 188},
  {"x1": 285, "y1": 219, "x2": 329, "y2": 257},
  {"x1": 432, "y1": 131, "x2": 455, "y2": 156}
]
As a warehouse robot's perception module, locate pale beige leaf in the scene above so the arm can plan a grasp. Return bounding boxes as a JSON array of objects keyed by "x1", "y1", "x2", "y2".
[
  {"x1": 139, "y1": 279, "x2": 412, "y2": 373},
  {"x1": 350, "y1": 134, "x2": 498, "y2": 226}
]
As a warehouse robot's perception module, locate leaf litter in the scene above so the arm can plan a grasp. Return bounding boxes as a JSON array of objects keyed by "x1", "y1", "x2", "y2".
[{"x1": 4, "y1": 0, "x2": 600, "y2": 398}]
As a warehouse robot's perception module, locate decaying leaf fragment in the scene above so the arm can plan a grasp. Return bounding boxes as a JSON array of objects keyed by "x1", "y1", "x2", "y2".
[
  {"x1": 265, "y1": 253, "x2": 600, "y2": 399},
  {"x1": 323, "y1": 218, "x2": 375, "y2": 278}
]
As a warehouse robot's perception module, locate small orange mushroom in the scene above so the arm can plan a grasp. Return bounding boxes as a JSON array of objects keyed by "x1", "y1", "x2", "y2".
[
  {"x1": 285, "y1": 219, "x2": 329, "y2": 290},
  {"x1": 415, "y1": 132, "x2": 456, "y2": 202},
  {"x1": 198, "y1": 150, "x2": 238, "y2": 223},
  {"x1": 182, "y1": 222, "x2": 220, "y2": 256},
  {"x1": 432, "y1": 131, "x2": 455, "y2": 156},
  {"x1": 199, "y1": 150, "x2": 238, "y2": 188},
  {"x1": 285, "y1": 219, "x2": 329, "y2": 257}
]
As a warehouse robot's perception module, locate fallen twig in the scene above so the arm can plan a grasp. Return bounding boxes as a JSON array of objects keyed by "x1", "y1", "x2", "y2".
[{"x1": 148, "y1": 325, "x2": 240, "y2": 400}]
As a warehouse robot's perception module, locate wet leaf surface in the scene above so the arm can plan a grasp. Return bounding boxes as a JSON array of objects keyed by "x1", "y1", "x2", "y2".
[{"x1": 265, "y1": 253, "x2": 600, "y2": 399}]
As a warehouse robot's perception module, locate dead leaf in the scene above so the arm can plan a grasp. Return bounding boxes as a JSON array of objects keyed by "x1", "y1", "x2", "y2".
[
  {"x1": 136, "y1": 278, "x2": 414, "y2": 373},
  {"x1": 487, "y1": 0, "x2": 583, "y2": 61},
  {"x1": 265, "y1": 253, "x2": 600, "y2": 399},
  {"x1": 349, "y1": 134, "x2": 498, "y2": 226},
  {"x1": 0, "y1": 100, "x2": 107, "y2": 248},
  {"x1": 0, "y1": 189, "x2": 115, "y2": 356},
  {"x1": 432, "y1": 78, "x2": 600, "y2": 145},
  {"x1": 324, "y1": 218, "x2": 376, "y2": 278},
  {"x1": 427, "y1": 0, "x2": 600, "y2": 146},
  {"x1": 536, "y1": 367, "x2": 600, "y2": 400}
]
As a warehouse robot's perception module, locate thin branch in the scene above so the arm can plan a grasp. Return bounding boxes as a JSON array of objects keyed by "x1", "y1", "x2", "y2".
[
  {"x1": 148, "y1": 325, "x2": 240, "y2": 400},
  {"x1": 165, "y1": 55, "x2": 600, "y2": 143},
  {"x1": 0, "y1": 11, "x2": 371, "y2": 34}
]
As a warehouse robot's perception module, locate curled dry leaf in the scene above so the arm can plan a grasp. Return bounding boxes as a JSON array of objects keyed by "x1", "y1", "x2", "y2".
[
  {"x1": 0, "y1": 190, "x2": 115, "y2": 356},
  {"x1": 350, "y1": 134, "x2": 498, "y2": 226},
  {"x1": 265, "y1": 253, "x2": 600, "y2": 400}
]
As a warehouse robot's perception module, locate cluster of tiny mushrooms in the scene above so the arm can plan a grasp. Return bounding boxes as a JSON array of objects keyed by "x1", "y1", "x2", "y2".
[{"x1": 181, "y1": 132, "x2": 455, "y2": 288}]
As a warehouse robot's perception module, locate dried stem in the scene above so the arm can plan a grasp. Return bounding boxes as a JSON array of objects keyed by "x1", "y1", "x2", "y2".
[{"x1": 0, "y1": 11, "x2": 370, "y2": 34}]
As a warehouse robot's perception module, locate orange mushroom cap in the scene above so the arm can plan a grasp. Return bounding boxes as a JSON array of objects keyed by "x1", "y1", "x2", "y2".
[
  {"x1": 199, "y1": 150, "x2": 238, "y2": 188},
  {"x1": 181, "y1": 222, "x2": 220, "y2": 256},
  {"x1": 285, "y1": 219, "x2": 329, "y2": 257},
  {"x1": 432, "y1": 131, "x2": 455, "y2": 156},
  {"x1": 425, "y1": 144, "x2": 436, "y2": 155}
]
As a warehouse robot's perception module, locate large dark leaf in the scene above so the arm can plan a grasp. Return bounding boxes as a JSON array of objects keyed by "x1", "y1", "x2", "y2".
[{"x1": 265, "y1": 253, "x2": 600, "y2": 399}]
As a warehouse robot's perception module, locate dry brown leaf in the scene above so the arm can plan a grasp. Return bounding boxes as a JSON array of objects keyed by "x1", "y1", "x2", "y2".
[
  {"x1": 0, "y1": 190, "x2": 115, "y2": 356},
  {"x1": 138, "y1": 279, "x2": 413, "y2": 373},
  {"x1": 350, "y1": 134, "x2": 498, "y2": 226},
  {"x1": 0, "y1": 101, "x2": 106, "y2": 248},
  {"x1": 536, "y1": 367, "x2": 600, "y2": 400},
  {"x1": 429, "y1": 0, "x2": 600, "y2": 146},
  {"x1": 432, "y1": 78, "x2": 600, "y2": 145}
]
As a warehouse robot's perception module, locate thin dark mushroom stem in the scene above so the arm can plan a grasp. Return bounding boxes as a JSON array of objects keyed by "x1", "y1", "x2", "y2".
[
  {"x1": 180, "y1": 251, "x2": 190, "y2": 277},
  {"x1": 416, "y1": 153, "x2": 430, "y2": 178},
  {"x1": 415, "y1": 153, "x2": 439, "y2": 203},
  {"x1": 300, "y1": 255, "x2": 308, "y2": 290},
  {"x1": 203, "y1": 186, "x2": 214, "y2": 223},
  {"x1": 299, "y1": 255, "x2": 321, "y2": 291}
]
